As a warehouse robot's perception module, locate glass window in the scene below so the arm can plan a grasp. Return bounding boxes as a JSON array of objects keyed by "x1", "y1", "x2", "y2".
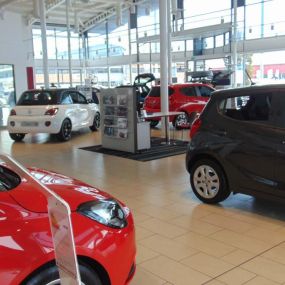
[
  {"x1": 180, "y1": 87, "x2": 196, "y2": 97},
  {"x1": 17, "y1": 91, "x2": 59, "y2": 106},
  {"x1": 69, "y1": 92, "x2": 87, "y2": 104},
  {"x1": 148, "y1": 87, "x2": 174, "y2": 97},
  {"x1": 219, "y1": 93, "x2": 272, "y2": 122},
  {"x1": 197, "y1": 86, "x2": 213, "y2": 97},
  {"x1": 61, "y1": 93, "x2": 73, "y2": 104}
]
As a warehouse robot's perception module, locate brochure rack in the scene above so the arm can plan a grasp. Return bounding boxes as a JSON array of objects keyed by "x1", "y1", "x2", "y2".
[{"x1": 101, "y1": 87, "x2": 150, "y2": 153}]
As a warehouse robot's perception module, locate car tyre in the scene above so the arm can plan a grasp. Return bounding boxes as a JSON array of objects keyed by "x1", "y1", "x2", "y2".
[
  {"x1": 24, "y1": 262, "x2": 103, "y2": 285},
  {"x1": 57, "y1": 118, "x2": 72, "y2": 141},
  {"x1": 150, "y1": 120, "x2": 159, "y2": 128},
  {"x1": 90, "y1": 112, "x2": 100, "y2": 131},
  {"x1": 190, "y1": 159, "x2": 230, "y2": 204},
  {"x1": 173, "y1": 112, "x2": 190, "y2": 130},
  {"x1": 9, "y1": 133, "x2": 25, "y2": 142}
]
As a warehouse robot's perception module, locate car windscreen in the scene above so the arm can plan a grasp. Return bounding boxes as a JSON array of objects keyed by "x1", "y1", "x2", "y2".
[
  {"x1": 0, "y1": 165, "x2": 21, "y2": 191},
  {"x1": 17, "y1": 90, "x2": 59, "y2": 106},
  {"x1": 148, "y1": 87, "x2": 174, "y2": 97}
]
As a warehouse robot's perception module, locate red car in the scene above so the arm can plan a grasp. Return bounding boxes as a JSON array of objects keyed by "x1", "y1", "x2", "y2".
[
  {"x1": 0, "y1": 163, "x2": 136, "y2": 285},
  {"x1": 143, "y1": 83, "x2": 214, "y2": 127},
  {"x1": 173, "y1": 101, "x2": 208, "y2": 129}
]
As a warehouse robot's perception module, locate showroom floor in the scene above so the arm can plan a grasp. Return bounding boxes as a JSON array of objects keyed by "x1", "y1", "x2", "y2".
[{"x1": 1, "y1": 127, "x2": 285, "y2": 285}]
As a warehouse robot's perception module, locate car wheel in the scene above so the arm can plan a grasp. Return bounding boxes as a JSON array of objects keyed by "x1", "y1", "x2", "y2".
[
  {"x1": 150, "y1": 120, "x2": 159, "y2": 128},
  {"x1": 9, "y1": 133, "x2": 25, "y2": 142},
  {"x1": 173, "y1": 112, "x2": 190, "y2": 130},
  {"x1": 57, "y1": 118, "x2": 72, "y2": 141},
  {"x1": 24, "y1": 262, "x2": 103, "y2": 285},
  {"x1": 89, "y1": 112, "x2": 100, "y2": 132},
  {"x1": 190, "y1": 159, "x2": 230, "y2": 204}
]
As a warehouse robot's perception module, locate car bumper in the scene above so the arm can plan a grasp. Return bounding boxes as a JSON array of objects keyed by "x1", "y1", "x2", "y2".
[
  {"x1": 7, "y1": 116, "x2": 62, "y2": 134},
  {"x1": 72, "y1": 211, "x2": 136, "y2": 285}
]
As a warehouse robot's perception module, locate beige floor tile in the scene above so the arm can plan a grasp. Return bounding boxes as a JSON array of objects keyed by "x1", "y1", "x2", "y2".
[
  {"x1": 166, "y1": 203, "x2": 212, "y2": 218},
  {"x1": 221, "y1": 249, "x2": 256, "y2": 266},
  {"x1": 170, "y1": 215, "x2": 222, "y2": 236},
  {"x1": 262, "y1": 242, "x2": 285, "y2": 265},
  {"x1": 135, "y1": 226, "x2": 155, "y2": 241},
  {"x1": 137, "y1": 205, "x2": 182, "y2": 221},
  {"x1": 140, "y1": 218, "x2": 188, "y2": 238},
  {"x1": 243, "y1": 276, "x2": 280, "y2": 285},
  {"x1": 175, "y1": 231, "x2": 235, "y2": 257},
  {"x1": 181, "y1": 252, "x2": 234, "y2": 277},
  {"x1": 241, "y1": 256, "x2": 285, "y2": 283},
  {"x1": 140, "y1": 256, "x2": 211, "y2": 285},
  {"x1": 136, "y1": 244, "x2": 160, "y2": 264},
  {"x1": 132, "y1": 211, "x2": 152, "y2": 223},
  {"x1": 210, "y1": 230, "x2": 272, "y2": 254},
  {"x1": 130, "y1": 266, "x2": 167, "y2": 285},
  {"x1": 217, "y1": 268, "x2": 256, "y2": 285},
  {"x1": 204, "y1": 280, "x2": 226, "y2": 285},
  {"x1": 245, "y1": 227, "x2": 285, "y2": 244},
  {"x1": 201, "y1": 213, "x2": 254, "y2": 233},
  {"x1": 139, "y1": 234, "x2": 198, "y2": 261}
]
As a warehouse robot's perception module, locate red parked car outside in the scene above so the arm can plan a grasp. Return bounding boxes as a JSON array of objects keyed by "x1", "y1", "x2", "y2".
[
  {"x1": 0, "y1": 163, "x2": 136, "y2": 285},
  {"x1": 143, "y1": 83, "x2": 214, "y2": 128}
]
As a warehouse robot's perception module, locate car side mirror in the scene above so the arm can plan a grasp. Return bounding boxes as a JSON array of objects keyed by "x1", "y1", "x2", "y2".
[{"x1": 87, "y1": 99, "x2": 94, "y2": 104}]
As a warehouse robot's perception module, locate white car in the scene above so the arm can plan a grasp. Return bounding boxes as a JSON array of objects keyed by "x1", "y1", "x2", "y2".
[{"x1": 8, "y1": 88, "x2": 100, "y2": 142}]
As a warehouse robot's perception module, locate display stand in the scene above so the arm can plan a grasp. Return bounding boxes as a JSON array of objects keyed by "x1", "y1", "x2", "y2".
[{"x1": 101, "y1": 87, "x2": 150, "y2": 153}]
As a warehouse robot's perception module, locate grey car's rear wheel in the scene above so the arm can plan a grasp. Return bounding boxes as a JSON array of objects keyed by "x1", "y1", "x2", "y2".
[
  {"x1": 9, "y1": 133, "x2": 25, "y2": 142},
  {"x1": 190, "y1": 159, "x2": 230, "y2": 204}
]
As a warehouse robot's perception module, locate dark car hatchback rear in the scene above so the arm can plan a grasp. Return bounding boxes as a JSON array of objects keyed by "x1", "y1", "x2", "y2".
[{"x1": 186, "y1": 84, "x2": 285, "y2": 204}]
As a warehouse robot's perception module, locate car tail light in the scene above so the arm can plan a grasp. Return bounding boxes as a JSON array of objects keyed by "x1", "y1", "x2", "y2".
[
  {"x1": 10, "y1": 109, "x2": 16, "y2": 116},
  {"x1": 45, "y1": 108, "x2": 58, "y2": 116},
  {"x1": 189, "y1": 117, "x2": 202, "y2": 139}
]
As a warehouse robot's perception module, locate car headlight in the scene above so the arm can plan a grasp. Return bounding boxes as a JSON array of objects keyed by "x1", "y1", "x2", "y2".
[{"x1": 77, "y1": 199, "x2": 128, "y2": 229}]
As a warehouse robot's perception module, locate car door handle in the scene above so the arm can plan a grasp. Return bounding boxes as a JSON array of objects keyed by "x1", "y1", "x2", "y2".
[{"x1": 216, "y1": 130, "x2": 227, "y2": 136}]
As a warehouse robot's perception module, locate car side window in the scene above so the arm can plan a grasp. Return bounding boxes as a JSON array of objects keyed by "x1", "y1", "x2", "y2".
[
  {"x1": 219, "y1": 93, "x2": 273, "y2": 123},
  {"x1": 61, "y1": 93, "x2": 73, "y2": 104},
  {"x1": 180, "y1": 87, "x2": 196, "y2": 97},
  {"x1": 197, "y1": 86, "x2": 213, "y2": 97},
  {"x1": 69, "y1": 92, "x2": 87, "y2": 104}
]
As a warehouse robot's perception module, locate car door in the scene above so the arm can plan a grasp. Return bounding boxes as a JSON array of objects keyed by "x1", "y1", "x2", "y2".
[
  {"x1": 217, "y1": 91, "x2": 277, "y2": 195},
  {"x1": 270, "y1": 91, "x2": 285, "y2": 198},
  {"x1": 75, "y1": 92, "x2": 94, "y2": 127},
  {"x1": 61, "y1": 91, "x2": 80, "y2": 129},
  {"x1": 175, "y1": 86, "x2": 197, "y2": 110}
]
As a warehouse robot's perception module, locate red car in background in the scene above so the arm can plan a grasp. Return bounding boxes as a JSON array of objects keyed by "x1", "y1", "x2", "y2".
[
  {"x1": 143, "y1": 83, "x2": 214, "y2": 128},
  {"x1": 0, "y1": 163, "x2": 136, "y2": 285}
]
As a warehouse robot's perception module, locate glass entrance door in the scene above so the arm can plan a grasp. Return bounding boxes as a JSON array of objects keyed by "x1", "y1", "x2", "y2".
[{"x1": 0, "y1": 64, "x2": 16, "y2": 127}]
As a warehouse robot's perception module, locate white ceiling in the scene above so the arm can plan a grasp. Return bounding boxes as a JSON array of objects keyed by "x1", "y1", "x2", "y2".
[{"x1": 0, "y1": 0, "x2": 143, "y2": 32}]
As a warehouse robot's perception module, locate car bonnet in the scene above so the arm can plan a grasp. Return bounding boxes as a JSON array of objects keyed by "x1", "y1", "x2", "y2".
[{"x1": 9, "y1": 167, "x2": 113, "y2": 213}]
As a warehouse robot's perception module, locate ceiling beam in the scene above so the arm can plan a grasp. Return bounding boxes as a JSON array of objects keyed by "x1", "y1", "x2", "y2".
[{"x1": 81, "y1": 0, "x2": 147, "y2": 33}]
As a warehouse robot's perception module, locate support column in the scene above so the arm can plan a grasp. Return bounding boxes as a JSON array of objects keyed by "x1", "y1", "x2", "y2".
[
  {"x1": 232, "y1": 0, "x2": 238, "y2": 87},
  {"x1": 66, "y1": 0, "x2": 72, "y2": 87},
  {"x1": 38, "y1": 0, "x2": 49, "y2": 88},
  {"x1": 106, "y1": 21, "x2": 111, "y2": 87},
  {"x1": 159, "y1": 0, "x2": 169, "y2": 141},
  {"x1": 128, "y1": 11, "x2": 133, "y2": 84},
  {"x1": 167, "y1": 0, "x2": 172, "y2": 84}
]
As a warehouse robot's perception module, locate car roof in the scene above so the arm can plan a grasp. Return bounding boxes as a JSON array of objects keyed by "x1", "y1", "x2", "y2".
[
  {"x1": 153, "y1": 83, "x2": 212, "y2": 88},
  {"x1": 211, "y1": 84, "x2": 285, "y2": 99}
]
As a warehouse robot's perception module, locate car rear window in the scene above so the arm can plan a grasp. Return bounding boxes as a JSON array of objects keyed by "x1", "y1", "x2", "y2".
[
  {"x1": 148, "y1": 87, "x2": 174, "y2": 97},
  {"x1": 17, "y1": 91, "x2": 59, "y2": 106},
  {"x1": 0, "y1": 165, "x2": 21, "y2": 191},
  {"x1": 219, "y1": 93, "x2": 272, "y2": 122}
]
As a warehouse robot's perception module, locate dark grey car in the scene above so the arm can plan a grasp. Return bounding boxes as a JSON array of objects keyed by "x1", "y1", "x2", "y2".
[{"x1": 186, "y1": 84, "x2": 285, "y2": 204}]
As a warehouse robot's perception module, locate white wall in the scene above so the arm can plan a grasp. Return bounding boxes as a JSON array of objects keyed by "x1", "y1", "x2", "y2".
[{"x1": 0, "y1": 11, "x2": 34, "y2": 99}]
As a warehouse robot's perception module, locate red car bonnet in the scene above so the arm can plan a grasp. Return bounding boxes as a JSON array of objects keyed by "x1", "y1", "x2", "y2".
[{"x1": 8, "y1": 167, "x2": 112, "y2": 213}]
